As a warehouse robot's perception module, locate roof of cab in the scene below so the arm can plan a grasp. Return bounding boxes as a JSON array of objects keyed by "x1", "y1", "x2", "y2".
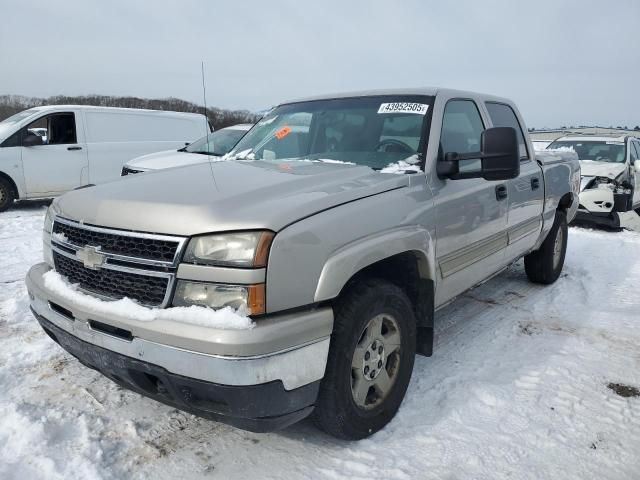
[{"x1": 282, "y1": 87, "x2": 513, "y2": 105}]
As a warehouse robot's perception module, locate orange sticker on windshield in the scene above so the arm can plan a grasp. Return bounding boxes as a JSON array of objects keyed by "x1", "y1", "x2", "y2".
[{"x1": 275, "y1": 126, "x2": 292, "y2": 140}]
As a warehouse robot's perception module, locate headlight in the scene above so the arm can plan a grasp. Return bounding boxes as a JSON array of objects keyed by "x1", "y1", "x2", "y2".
[
  {"x1": 183, "y1": 231, "x2": 274, "y2": 267},
  {"x1": 43, "y1": 206, "x2": 55, "y2": 267},
  {"x1": 44, "y1": 206, "x2": 54, "y2": 234},
  {"x1": 595, "y1": 177, "x2": 615, "y2": 191},
  {"x1": 172, "y1": 280, "x2": 265, "y2": 315}
]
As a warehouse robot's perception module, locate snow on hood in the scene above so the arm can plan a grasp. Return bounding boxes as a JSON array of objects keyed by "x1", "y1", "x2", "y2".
[
  {"x1": 380, "y1": 155, "x2": 423, "y2": 174},
  {"x1": 53, "y1": 160, "x2": 408, "y2": 235},
  {"x1": 125, "y1": 149, "x2": 218, "y2": 171},
  {"x1": 43, "y1": 270, "x2": 254, "y2": 329},
  {"x1": 579, "y1": 160, "x2": 626, "y2": 180}
]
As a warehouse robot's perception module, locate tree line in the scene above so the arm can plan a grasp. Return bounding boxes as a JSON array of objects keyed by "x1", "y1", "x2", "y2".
[{"x1": 0, "y1": 94, "x2": 259, "y2": 130}]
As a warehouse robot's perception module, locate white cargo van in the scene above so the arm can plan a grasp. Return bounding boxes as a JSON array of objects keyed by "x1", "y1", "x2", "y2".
[{"x1": 0, "y1": 105, "x2": 208, "y2": 211}]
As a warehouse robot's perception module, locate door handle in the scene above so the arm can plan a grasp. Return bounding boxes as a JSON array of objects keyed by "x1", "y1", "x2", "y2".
[
  {"x1": 495, "y1": 184, "x2": 508, "y2": 201},
  {"x1": 531, "y1": 177, "x2": 540, "y2": 190},
  {"x1": 67, "y1": 146, "x2": 82, "y2": 151}
]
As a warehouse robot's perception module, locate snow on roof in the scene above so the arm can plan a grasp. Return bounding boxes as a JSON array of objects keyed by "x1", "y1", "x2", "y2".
[{"x1": 554, "y1": 135, "x2": 627, "y2": 143}]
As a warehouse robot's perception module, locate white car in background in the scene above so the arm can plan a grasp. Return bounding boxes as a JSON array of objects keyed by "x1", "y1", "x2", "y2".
[
  {"x1": 531, "y1": 140, "x2": 551, "y2": 150},
  {"x1": 547, "y1": 135, "x2": 640, "y2": 228},
  {"x1": 121, "y1": 124, "x2": 252, "y2": 175},
  {"x1": 0, "y1": 105, "x2": 208, "y2": 211}
]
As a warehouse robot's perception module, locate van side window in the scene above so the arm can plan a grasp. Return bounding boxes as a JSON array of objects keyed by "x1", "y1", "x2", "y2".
[
  {"x1": 440, "y1": 99, "x2": 485, "y2": 173},
  {"x1": 485, "y1": 102, "x2": 528, "y2": 160},
  {"x1": 24, "y1": 113, "x2": 77, "y2": 145}
]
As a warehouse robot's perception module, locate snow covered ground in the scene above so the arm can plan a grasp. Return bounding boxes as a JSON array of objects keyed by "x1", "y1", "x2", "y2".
[{"x1": 1, "y1": 202, "x2": 640, "y2": 480}]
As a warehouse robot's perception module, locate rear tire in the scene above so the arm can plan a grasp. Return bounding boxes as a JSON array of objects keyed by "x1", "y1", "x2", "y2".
[
  {"x1": 524, "y1": 210, "x2": 568, "y2": 284},
  {"x1": 0, "y1": 178, "x2": 15, "y2": 213},
  {"x1": 312, "y1": 278, "x2": 416, "y2": 440}
]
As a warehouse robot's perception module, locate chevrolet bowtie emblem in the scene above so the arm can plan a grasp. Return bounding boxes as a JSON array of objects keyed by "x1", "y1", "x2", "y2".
[{"x1": 76, "y1": 245, "x2": 106, "y2": 270}]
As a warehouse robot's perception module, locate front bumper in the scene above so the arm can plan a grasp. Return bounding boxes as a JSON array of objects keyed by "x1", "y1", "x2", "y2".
[
  {"x1": 572, "y1": 210, "x2": 621, "y2": 229},
  {"x1": 26, "y1": 263, "x2": 333, "y2": 431},
  {"x1": 579, "y1": 185, "x2": 633, "y2": 215}
]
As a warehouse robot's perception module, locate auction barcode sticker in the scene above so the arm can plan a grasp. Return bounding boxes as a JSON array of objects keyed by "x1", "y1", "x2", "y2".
[{"x1": 377, "y1": 103, "x2": 429, "y2": 115}]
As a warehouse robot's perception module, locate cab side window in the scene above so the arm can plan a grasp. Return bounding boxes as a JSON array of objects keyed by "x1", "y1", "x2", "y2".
[
  {"x1": 440, "y1": 99, "x2": 485, "y2": 173},
  {"x1": 485, "y1": 102, "x2": 528, "y2": 160},
  {"x1": 23, "y1": 113, "x2": 77, "y2": 145}
]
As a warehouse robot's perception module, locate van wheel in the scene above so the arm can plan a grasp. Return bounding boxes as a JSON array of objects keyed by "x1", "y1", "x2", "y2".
[
  {"x1": 524, "y1": 210, "x2": 568, "y2": 284},
  {"x1": 0, "y1": 178, "x2": 15, "y2": 213},
  {"x1": 313, "y1": 278, "x2": 416, "y2": 440}
]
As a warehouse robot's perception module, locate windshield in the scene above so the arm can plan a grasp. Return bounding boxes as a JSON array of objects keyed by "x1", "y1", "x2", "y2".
[
  {"x1": 0, "y1": 109, "x2": 40, "y2": 126},
  {"x1": 185, "y1": 127, "x2": 249, "y2": 156},
  {"x1": 547, "y1": 140, "x2": 626, "y2": 163},
  {"x1": 0, "y1": 109, "x2": 41, "y2": 139},
  {"x1": 228, "y1": 95, "x2": 433, "y2": 170}
]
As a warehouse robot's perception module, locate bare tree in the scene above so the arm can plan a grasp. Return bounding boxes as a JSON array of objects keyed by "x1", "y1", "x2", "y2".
[{"x1": 0, "y1": 94, "x2": 259, "y2": 130}]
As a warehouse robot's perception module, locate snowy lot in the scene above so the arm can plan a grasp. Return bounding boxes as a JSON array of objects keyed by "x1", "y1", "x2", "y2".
[{"x1": 1, "y1": 203, "x2": 640, "y2": 480}]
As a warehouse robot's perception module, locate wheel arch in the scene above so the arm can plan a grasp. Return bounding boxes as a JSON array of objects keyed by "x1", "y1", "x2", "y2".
[
  {"x1": 314, "y1": 227, "x2": 436, "y2": 356},
  {"x1": 558, "y1": 191, "x2": 574, "y2": 211},
  {"x1": 0, "y1": 171, "x2": 19, "y2": 198}
]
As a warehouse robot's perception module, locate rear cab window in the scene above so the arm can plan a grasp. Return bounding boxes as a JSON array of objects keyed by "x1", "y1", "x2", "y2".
[{"x1": 485, "y1": 102, "x2": 529, "y2": 160}]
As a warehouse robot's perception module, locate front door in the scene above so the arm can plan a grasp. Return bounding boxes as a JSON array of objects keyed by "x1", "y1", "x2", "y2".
[
  {"x1": 21, "y1": 111, "x2": 88, "y2": 196},
  {"x1": 433, "y1": 98, "x2": 509, "y2": 307}
]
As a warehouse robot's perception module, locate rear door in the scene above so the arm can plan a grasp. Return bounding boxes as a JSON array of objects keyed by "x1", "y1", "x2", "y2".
[
  {"x1": 631, "y1": 141, "x2": 640, "y2": 207},
  {"x1": 433, "y1": 98, "x2": 509, "y2": 306},
  {"x1": 20, "y1": 111, "x2": 88, "y2": 196},
  {"x1": 485, "y1": 102, "x2": 544, "y2": 258}
]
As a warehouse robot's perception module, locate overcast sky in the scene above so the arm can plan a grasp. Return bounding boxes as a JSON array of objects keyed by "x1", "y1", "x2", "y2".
[{"x1": 1, "y1": 0, "x2": 639, "y2": 127}]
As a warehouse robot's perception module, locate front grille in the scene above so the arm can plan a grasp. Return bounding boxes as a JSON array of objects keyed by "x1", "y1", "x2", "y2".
[
  {"x1": 53, "y1": 220, "x2": 179, "y2": 263},
  {"x1": 53, "y1": 252, "x2": 169, "y2": 306}
]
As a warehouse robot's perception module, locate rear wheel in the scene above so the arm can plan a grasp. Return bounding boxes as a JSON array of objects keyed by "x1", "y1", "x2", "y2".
[
  {"x1": 0, "y1": 178, "x2": 15, "y2": 213},
  {"x1": 524, "y1": 210, "x2": 568, "y2": 284},
  {"x1": 313, "y1": 278, "x2": 416, "y2": 440}
]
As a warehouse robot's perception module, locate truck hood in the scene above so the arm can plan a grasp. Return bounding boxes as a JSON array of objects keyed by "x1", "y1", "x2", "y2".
[
  {"x1": 125, "y1": 150, "x2": 214, "y2": 171},
  {"x1": 579, "y1": 160, "x2": 626, "y2": 180},
  {"x1": 53, "y1": 160, "x2": 409, "y2": 236}
]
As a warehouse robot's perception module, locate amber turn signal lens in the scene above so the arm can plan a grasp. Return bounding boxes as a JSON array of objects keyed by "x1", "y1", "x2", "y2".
[
  {"x1": 248, "y1": 284, "x2": 266, "y2": 315},
  {"x1": 253, "y1": 232, "x2": 274, "y2": 268}
]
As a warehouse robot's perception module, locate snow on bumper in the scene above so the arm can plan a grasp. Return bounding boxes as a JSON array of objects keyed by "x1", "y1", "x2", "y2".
[{"x1": 26, "y1": 263, "x2": 332, "y2": 391}]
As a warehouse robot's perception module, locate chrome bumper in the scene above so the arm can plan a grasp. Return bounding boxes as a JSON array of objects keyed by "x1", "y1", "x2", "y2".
[{"x1": 26, "y1": 263, "x2": 332, "y2": 390}]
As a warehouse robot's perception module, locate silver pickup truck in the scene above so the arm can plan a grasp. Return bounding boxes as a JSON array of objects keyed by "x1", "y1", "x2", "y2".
[{"x1": 26, "y1": 88, "x2": 580, "y2": 440}]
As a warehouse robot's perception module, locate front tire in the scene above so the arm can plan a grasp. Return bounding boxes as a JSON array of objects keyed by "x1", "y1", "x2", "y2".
[
  {"x1": 524, "y1": 210, "x2": 568, "y2": 284},
  {"x1": 0, "y1": 178, "x2": 15, "y2": 213},
  {"x1": 312, "y1": 278, "x2": 416, "y2": 440}
]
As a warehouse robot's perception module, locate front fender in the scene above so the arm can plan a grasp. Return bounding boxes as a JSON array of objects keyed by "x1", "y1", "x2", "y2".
[
  {"x1": 265, "y1": 184, "x2": 436, "y2": 313},
  {"x1": 314, "y1": 226, "x2": 435, "y2": 302}
]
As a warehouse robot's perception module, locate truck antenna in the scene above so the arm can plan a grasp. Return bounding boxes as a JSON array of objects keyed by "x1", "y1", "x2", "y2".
[
  {"x1": 201, "y1": 61, "x2": 210, "y2": 154},
  {"x1": 201, "y1": 61, "x2": 218, "y2": 188}
]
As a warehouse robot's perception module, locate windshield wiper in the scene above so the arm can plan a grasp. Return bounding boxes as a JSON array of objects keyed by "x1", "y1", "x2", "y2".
[{"x1": 192, "y1": 151, "x2": 221, "y2": 156}]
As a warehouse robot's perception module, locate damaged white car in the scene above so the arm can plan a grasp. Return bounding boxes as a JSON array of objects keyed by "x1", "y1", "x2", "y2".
[{"x1": 546, "y1": 135, "x2": 640, "y2": 228}]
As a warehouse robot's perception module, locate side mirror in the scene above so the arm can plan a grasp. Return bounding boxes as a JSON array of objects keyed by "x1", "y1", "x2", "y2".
[
  {"x1": 23, "y1": 132, "x2": 44, "y2": 147},
  {"x1": 437, "y1": 127, "x2": 520, "y2": 181}
]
